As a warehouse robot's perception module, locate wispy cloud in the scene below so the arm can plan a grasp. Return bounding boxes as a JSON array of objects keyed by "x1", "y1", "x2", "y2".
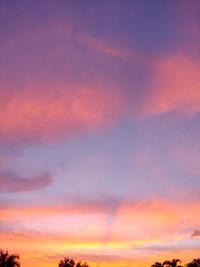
[
  {"x1": 0, "y1": 171, "x2": 52, "y2": 192},
  {"x1": 80, "y1": 35, "x2": 129, "y2": 58}
]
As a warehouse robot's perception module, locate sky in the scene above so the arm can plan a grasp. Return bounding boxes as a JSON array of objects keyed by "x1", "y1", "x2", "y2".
[{"x1": 0, "y1": 0, "x2": 200, "y2": 266}]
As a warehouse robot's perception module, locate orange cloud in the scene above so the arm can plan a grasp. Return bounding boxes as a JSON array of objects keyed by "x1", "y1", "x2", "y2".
[
  {"x1": 1, "y1": 198, "x2": 199, "y2": 267},
  {"x1": 1, "y1": 198, "x2": 199, "y2": 239}
]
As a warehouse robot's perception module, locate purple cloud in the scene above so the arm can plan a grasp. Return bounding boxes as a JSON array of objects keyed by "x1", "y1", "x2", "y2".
[
  {"x1": 191, "y1": 229, "x2": 200, "y2": 237},
  {"x1": 0, "y1": 171, "x2": 52, "y2": 193}
]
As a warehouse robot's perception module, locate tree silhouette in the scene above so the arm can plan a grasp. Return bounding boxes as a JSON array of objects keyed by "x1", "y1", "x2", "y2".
[
  {"x1": 0, "y1": 250, "x2": 20, "y2": 267},
  {"x1": 186, "y1": 259, "x2": 200, "y2": 267},
  {"x1": 58, "y1": 258, "x2": 89, "y2": 267},
  {"x1": 163, "y1": 259, "x2": 182, "y2": 267},
  {"x1": 151, "y1": 262, "x2": 163, "y2": 267},
  {"x1": 76, "y1": 261, "x2": 89, "y2": 267},
  {"x1": 59, "y1": 258, "x2": 75, "y2": 267}
]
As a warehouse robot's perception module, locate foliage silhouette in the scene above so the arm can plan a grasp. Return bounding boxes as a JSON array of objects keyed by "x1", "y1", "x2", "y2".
[
  {"x1": 58, "y1": 258, "x2": 89, "y2": 267},
  {"x1": 76, "y1": 261, "x2": 89, "y2": 267},
  {"x1": 0, "y1": 250, "x2": 20, "y2": 267},
  {"x1": 163, "y1": 259, "x2": 183, "y2": 267},
  {"x1": 0, "y1": 249, "x2": 199, "y2": 267},
  {"x1": 58, "y1": 258, "x2": 75, "y2": 267},
  {"x1": 151, "y1": 262, "x2": 163, "y2": 267},
  {"x1": 186, "y1": 258, "x2": 200, "y2": 267}
]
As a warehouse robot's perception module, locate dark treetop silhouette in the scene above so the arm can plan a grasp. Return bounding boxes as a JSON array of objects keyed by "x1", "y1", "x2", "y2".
[
  {"x1": 1, "y1": 250, "x2": 200, "y2": 267},
  {"x1": 162, "y1": 259, "x2": 183, "y2": 267},
  {"x1": 0, "y1": 250, "x2": 20, "y2": 267},
  {"x1": 186, "y1": 259, "x2": 200, "y2": 267},
  {"x1": 58, "y1": 257, "x2": 89, "y2": 267},
  {"x1": 151, "y1": 259, "x2": 200, "y2": 267},
  {"x1": 151, "y1": 262, "x2": 163, "y2": 267},
  {"x1": 151, "y1": 259, "x2": 184, "y2": 267}
]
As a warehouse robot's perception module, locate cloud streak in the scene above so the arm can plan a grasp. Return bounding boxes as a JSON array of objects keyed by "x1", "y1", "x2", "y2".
[{"x1": 0, "y1": 171, "x2": 52, "y2": 193}]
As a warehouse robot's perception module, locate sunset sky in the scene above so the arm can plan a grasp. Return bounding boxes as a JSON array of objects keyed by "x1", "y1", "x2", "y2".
[{"x1": 0, "y1": 0, "x2": 200, "y2": 266}]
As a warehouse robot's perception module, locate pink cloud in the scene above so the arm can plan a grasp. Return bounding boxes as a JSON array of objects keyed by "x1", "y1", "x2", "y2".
[
  {"x1": 1, "y1": 197, "x2": 199, "y2": 239},
  {"x1": 140, "y1": 56, "x2": 200, "y2": 117},
  {"x1": 0, "y1": 85, "x2": 125, "y2": 143},
  {"x1": 1, "y1": 55, "x2": 199, "y2": 148},
  {"x1": 1, "y1": 16, "x2": 199, "y2": 149}
]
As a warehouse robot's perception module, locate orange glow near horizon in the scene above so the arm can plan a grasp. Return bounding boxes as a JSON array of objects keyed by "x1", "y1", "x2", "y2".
[{"x1": 1, "y1": 199, "x2": 200, "y2": 266}]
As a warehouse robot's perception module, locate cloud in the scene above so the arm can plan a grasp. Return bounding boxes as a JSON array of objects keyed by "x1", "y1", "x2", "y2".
[
  {"x1": 0, "y1": 197, "x2": 200, "y2": 267},
  {"x1": 140, "y1": 56, "x2": 200, "y2": 117},
  {"x1": 1, "y1": 14, "x2": 200, "y2": 151},
  {"x1": 0, "y1": 195, "x2": 122, "y2": 217},
  {"x1": 1, "y1": 196, "x2": 199, "y2": 239},
  {"x1": 0, "y1": 85, "x2": 125, "y2": 144},
  {"x1": 191, "y1": 229, "x2": 200, "y2": 237},
  {"x1": 80, "y1": 35, "x2": 129, "y2": 59},
  {"x1": 0, "y1": 171, "x2": 52, "y2": 193},
  {"x1": 2, "y1": 55, "x2": 199, "y2": 148}
]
